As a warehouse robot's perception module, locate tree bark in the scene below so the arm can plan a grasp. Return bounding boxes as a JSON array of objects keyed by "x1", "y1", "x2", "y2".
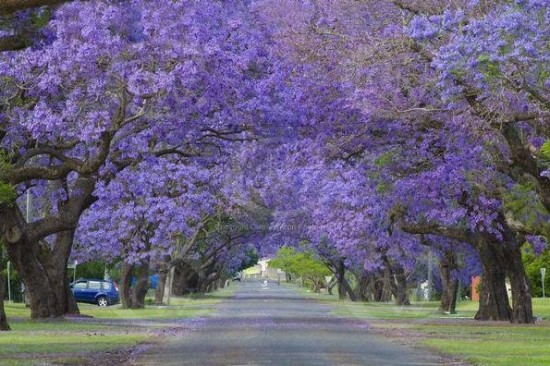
[
  {"x1": 336, "y1": 271, "x2": 347, "y2": 300},
  {"x1": 162, "y1": 267, "x2": 175, "y2": 305},
  {"x1": 0, "y1": 0, "x2": 73, "y2": 15},
  {"x1": 381, "y1": 256, "x2": 410, "y2": 306},
  {"x1": 505, "y1": 245, "x2": 533, "y2": 323},
  {"x1": 154, "y1": 269, "x2": 167, "y2": 305},
  {"x1": 120, "y1": 262, "x2": 134, "y2": 309},
  {"x1": 475, "y1": 240, "x2": 512, "y2": 321},
  {"x1": 439, "y1": 250, "x2": 459, "y2": 314},
  {"x1": 327, "y1": 276, "x2": 336, "y2": 295},
  {"x1": 51, "y1": 231, "x2": 79, "y2": 315},
  {"x1": 0, "y1": 272, "x2": 10, "y2": 331},
  {"x1": 474, "y1": 222, "x2": 533, "y2": 323},
  {"x1": 391, "y1": 262, "x2": 410, "y2": 306},
  {"x1": 1, "y1": 176, "x2": 94, "y2": 319},
  {"x1": 331, "y1": 258, "x2": 356, "y2": 301},
  {"x1": 210, "y1": 273, "x2": 220, "y2": 292},
  {"x1": 197, "y1": 271, "x2": 207, "y2": 293},
  {"x1": 172, "y1": 262, "x2": 198, "y2": 295},
  {"x1": 1, "y1": 207, "x2": 62, "y2": 317},
  {"x1": 501, "y1": 124, "x2": 550, "y2": 213},
  {"x1": 398, "y1": 218, "x2": 533, "y2": 322},
  {"x1": 373, "y1": 270, "x2": 393, "y2": 302},
  {"x1": 353, "y1": 270, "x2": 371, "y2": 302},
  {"x1": 154, "y1": 256, "x2": 171, "y2": 305},
  {"x1": 130, "y1": 260, "x2": 150, "y2": 309},
  {"x1": 5, "y1": 233, "x2": 79, "y2": 318}
]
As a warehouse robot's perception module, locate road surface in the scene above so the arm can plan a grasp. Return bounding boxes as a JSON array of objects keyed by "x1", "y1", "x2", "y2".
[{"x1": 129, "y1": 280, "x2": 445, "y2": 366}]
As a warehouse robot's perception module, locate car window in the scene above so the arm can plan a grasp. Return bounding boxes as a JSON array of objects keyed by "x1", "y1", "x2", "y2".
[
  {"x1": 101, "y1": 282, "x2": 111, "y2": 290},
  {"x1": 74, "y1": 281, "x2": 87, "y2": 289},
  {"x1": 88, "y1": 281, "x2": 101, "y2": 289}
]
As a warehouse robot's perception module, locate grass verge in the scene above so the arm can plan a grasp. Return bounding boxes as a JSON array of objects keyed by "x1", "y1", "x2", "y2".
[
  {"x1": 1, "y1": 284, "x2": 237, "y2": 365},
  {"x1": 295, "y1": 285, "x2": 550, "y2": 366}
]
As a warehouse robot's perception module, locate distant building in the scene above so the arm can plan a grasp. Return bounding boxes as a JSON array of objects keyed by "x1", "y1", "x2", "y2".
[{"x1": 243, "y1": 259, "x2": 284, "y2": 280}]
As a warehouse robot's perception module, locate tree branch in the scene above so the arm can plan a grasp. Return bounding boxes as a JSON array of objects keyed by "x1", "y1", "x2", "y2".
[
  {"x1": 0, "y1": 0, "x2": 71, "y2": 15},
  {"x1": 0, "y1": 34, "x2": 27, "y2": 52}
]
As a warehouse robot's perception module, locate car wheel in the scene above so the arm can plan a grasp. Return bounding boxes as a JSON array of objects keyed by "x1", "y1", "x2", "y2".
[{"x1": 97, "y1": 296, "x2": 108, "y2": 307}]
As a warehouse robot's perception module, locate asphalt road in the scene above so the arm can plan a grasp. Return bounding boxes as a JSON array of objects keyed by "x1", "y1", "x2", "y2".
[{"x1": 129, "y1": 280, "x2": 445, "y2": 366}]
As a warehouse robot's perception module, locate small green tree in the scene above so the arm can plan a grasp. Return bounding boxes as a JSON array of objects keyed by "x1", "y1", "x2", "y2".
[
  {"x1": 269, "y1": 247, "x2": 297, "y2": 282},
  {"x1": 270, "y1": 247, "x2": 331, "y2": 292},
  {"x1": 523, "y1": 247, "x2": 550, "y2": 298}
]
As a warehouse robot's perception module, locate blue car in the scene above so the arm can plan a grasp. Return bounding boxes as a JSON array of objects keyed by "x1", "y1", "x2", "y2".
[{"x1": 71, "y1": 279, "x2": 120, "y2": 306}]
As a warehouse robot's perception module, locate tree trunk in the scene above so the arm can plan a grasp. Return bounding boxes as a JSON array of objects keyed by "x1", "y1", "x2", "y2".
[
  {"x1": 51, "y1": 231, "x2": 79, "y2": 315},
  {"x1": 162, "y1": 266, "x2": 175, "y2": 305},
  {"x1": 336, "y1": 272, "x2": 347, "y2": 300},
  {"x1": 354, "y1": 271, "x2": 371, "y2": 302},
  {"x1": 391, "y1": 263, "x2": 410, "y2": 306},
  {"x1": 172, "y1": 262, "x2": 198, "y2": 295},
  {"x1": 327, "y1": 276, "x2": 336, "y2": 295},
  {"x1": 120, "y1": 262, "x2": 134, "y2": 309},
  {"x1": 130, "y1": 261, "x2": 150, "y2": 309},
  {"x1": 155, "y1": 270, "x2": 167, "y2": 305},
  {"x1": 381, "y1": 256, "x2": 410, "y2": 306},
  {"x1": 212, "y1": 275, "x2": 220, "y2": 291},
  {"x1": 1, "y1": 191, "x2": 80, "y2": 318},
  {"x1": 373, "y1": 270, "x2": 393, "y2": 302},
  {"x1": 154, "y1": 256, "x2": 171, "y2": 305},
  {"x1": 497, "y1": 216, "x2": 533, "y2": 323},
  {"x1": 5, "y1": 232, "x2": 79, "y2": 318},
  {"x1": 505, "y1": 245, "x2": 533, "y2": 323},
  {"x1": 473, "y1": 216, "x2": 533, "y2": 323},
  {"x1": 439, "y1": 250, "x2": 459, "y2": 314},
  {"x1": 197, "y1": 270, "x2": 207, "y2": 293},
  {"x1": 332, "y1": 258, "x2": 356, "y2": 301},
  {"x1": 1, "y1": 177, "x2": 95, "y2": 319},
  {"x1": 0, "y1": 272, "x2": 10, "y2": 331},
  {"x1": 120, "y1": 260, "x2": 150, "y2": 309},
  {"x1": 475, "y1": 240, "x2": 511, "y2": 321},
  {"x1": 397, "y1": 209, "x2": 532, "y2": 322},
  {"x1": 199, "y1": 272, "x2": 218, "y2": 293}
]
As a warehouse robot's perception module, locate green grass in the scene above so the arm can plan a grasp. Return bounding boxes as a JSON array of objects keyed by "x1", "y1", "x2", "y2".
[
  {"x1": 532, "y1": 297, "x2": 550, "y2": 318},
  {"x1": 331, "y1": 300, "x2": 478, "y2": 320},
  {"x1": 76, "y1": 300, "x2": 218, "y2": 319},
  {"x1": 1, "y1": 284, "x2": 236, "y2": 365},
  {"x1": 0, "y1": 321, "x2": 149, "y2": 366},
  {"x1": 5, "y1": 285, "x2": 234, "y2": 320},
  {"x1": 3, "y1": 302, "x2": 31, "y2": 318},
  {"x1": 0, "y1": 333, "x2": 147, "y2": 354},
  {"x1": 421, "y1": 324, "x2": 550, "y2": 366},
  {"x1": 6, "y1": 319, "x2": 117, "y2": 332},
  {"x1": 298, "y1": 286, "x2": 550, "y2": 366}
]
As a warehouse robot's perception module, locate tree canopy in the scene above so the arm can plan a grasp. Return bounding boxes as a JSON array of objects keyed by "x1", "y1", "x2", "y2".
[{"x1": 1, "y1": 0, "x2": 549, "y2": 327}]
